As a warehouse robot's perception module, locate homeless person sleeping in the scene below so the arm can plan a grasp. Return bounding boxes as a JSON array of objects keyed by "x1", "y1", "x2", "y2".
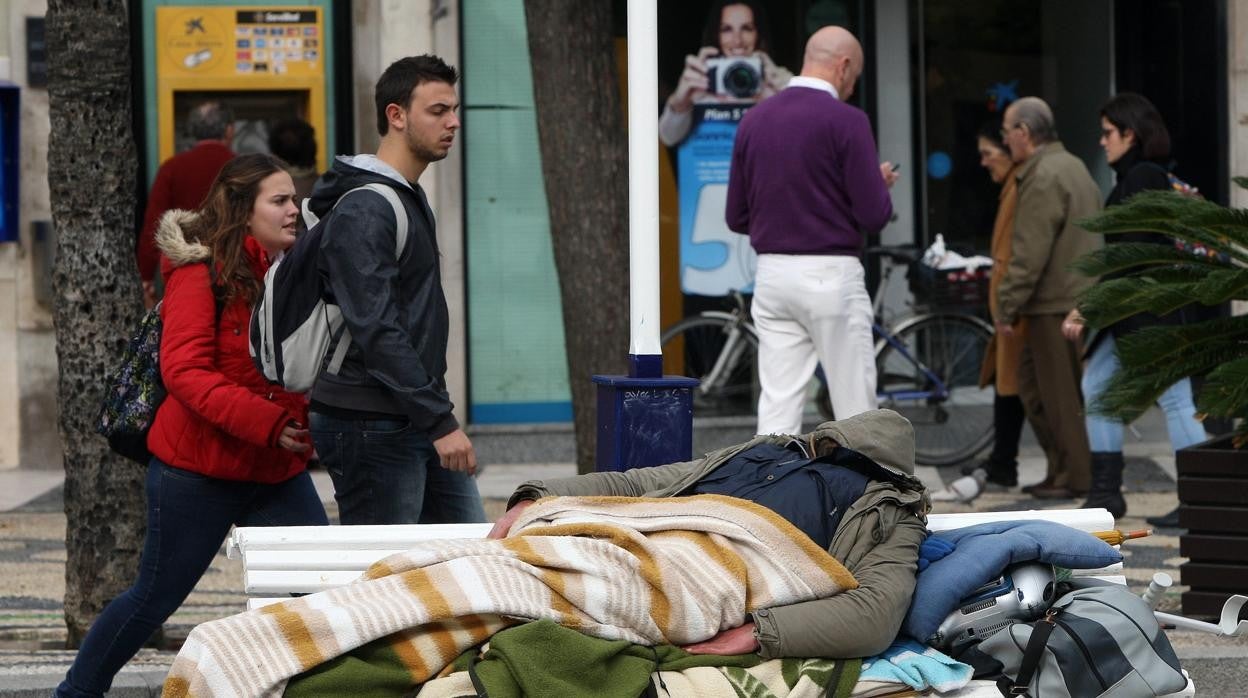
[{"x1": 163, "y1": 409, "x2": 931, "y2": 697}]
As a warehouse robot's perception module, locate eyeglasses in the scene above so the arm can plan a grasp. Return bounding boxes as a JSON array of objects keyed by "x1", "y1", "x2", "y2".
[
  {"x1": 1000, "y1": 122, "x2": 1024, "y2": 138},
  {"x1": 1100, "y1": 128, "x2": 1116, "y2": 138}
]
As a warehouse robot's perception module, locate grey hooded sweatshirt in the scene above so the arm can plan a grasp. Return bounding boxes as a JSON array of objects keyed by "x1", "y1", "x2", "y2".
[{"x1": 306, "y1": 155, "x2": 457, "y2": 439}]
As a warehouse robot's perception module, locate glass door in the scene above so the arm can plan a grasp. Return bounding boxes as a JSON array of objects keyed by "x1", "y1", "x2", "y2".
[{"x1": 912, "y1": 0, "x2": 1113, "y2": 252}]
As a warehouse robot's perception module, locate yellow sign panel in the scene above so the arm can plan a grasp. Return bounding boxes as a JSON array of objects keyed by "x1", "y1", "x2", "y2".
[
  {"x1": 153, "y1": 5, "x2": 328, "y2": 170},
  {"x1": 157, "y1": 6, "x2": 323, "y2": 78}
]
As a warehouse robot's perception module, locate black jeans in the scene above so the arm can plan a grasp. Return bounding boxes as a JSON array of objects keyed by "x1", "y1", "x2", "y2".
[{"x1": 310, "y1": 412, "x2": 486, "y2": 525}]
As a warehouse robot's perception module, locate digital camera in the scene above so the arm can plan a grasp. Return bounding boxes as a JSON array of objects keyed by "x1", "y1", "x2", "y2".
[
  {"x1": 706, "y1": 56, "x2": 763, "y2": 100},
  {"x1": 929, "y1": 563, "x2": 1057, "y2": 651}
]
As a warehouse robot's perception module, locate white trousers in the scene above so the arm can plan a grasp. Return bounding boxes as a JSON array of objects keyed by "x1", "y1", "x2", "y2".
[{"x1": 753, "y1": 254, "x2": 877, "y2": 435}]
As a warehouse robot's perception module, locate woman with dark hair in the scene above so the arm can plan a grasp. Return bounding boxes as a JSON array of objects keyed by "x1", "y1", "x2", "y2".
[
  {"x1": 658, "y1": 1, "x2": 792, "y2": 146},
  {"x1": 938, "y1": 120, "x2": 1029, "y2": 503},
  {"x1": 1062, "y1": 93, "x2": 1206, "y2": 522},
  {"x1": 971, "y1": 121, "x2": 1027, "y2": 488},
  {"x1": 56, "y1": 154, "x2": 328, "y2": 698}
]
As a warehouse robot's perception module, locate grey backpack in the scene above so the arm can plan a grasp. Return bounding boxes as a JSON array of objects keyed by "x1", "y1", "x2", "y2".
[
  {"x1": 250, "y1": 183, "x2": 408, "y2": 392},
  {"x1": 957, "y1": 584, "x2": 1187, "y2": 697}
]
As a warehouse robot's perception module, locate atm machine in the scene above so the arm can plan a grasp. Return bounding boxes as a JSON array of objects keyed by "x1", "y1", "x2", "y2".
[{"x1": 143, "y1": 2, "x2": 336, "y2": 178}]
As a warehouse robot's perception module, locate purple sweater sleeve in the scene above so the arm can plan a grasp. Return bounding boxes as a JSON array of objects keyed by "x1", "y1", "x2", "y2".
[{"x1": 842, "y1": 112, "x2": 893, "y2": 234}]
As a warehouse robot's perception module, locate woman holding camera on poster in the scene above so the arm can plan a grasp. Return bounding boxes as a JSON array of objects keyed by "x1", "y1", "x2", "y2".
[{"x1": 659, "y1": 1, "x2": 792, "y2": 147}]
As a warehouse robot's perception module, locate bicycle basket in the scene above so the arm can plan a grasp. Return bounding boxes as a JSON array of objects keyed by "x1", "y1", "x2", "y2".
[{"x1": 908, "y1": 262, "x2": 991, "y2": 309}]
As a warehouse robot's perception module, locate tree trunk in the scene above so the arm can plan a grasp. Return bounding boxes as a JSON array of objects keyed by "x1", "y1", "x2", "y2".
[
  {"x1": 524, "y1": 0, "x2": 630, "y2": 473},
  {"x1": 47, "y1": 0, "x2": 146, "y2": 644}
]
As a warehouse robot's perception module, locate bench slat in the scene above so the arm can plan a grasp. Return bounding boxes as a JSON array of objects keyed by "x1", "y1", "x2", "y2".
[
  {"x1": 228, "y1": 523, "x2": 493, "y2": 558},
  {"x1": 245, "y1": 569, "x2": 362, "y2": 594},
  {"x1": 243, "y1": 549, "x2": 413, "y2": 571},
  {"x1": 927, "y1": 508, "x2": 1113, "y2": 533}
]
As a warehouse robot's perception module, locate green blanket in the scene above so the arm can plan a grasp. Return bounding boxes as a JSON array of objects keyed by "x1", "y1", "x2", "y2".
[{"x1": 286, "y1": 620, "x2": 861, "y2": 698}]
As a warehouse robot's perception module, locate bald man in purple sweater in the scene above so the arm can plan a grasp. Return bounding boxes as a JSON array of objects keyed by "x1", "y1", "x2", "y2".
[{"x1": 726, "y1": 26, "x2": 898, "y2": 436}]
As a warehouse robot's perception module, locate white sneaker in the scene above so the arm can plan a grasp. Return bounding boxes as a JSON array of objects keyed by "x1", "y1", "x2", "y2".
[{"x1": 929, "y1": 471, "x2": 985, "y2": 503}]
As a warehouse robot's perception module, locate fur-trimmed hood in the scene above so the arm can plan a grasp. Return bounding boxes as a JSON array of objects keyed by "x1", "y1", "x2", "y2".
[{"x1": 155, "y1": 209, "x2": 212, "y2": 268}]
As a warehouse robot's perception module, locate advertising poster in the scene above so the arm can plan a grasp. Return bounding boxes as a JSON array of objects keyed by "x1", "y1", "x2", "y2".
[
  {"x1": 658, "y1": 1, "x2": 801, "y2": 305},
  {"x1": 676, "y1": 105, "x2": 756, "y2": 296}
]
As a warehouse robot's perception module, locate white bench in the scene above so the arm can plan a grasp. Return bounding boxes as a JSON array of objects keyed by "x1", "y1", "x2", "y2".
[
  {"x1": 225, "y1": 507, "x2": 1193, "y2": 697},
  {"x1": 228, "y1": 508, "x2": 1124, "y2": 608}
]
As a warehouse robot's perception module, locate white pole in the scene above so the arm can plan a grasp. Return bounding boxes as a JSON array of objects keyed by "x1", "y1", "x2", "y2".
[{"x1": 627, "y1": 0, "x2": 661, "y2": 362}]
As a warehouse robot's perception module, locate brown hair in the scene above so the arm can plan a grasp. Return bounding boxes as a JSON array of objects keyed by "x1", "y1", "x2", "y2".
[
  {"x1": 701, "y1": 1, "x2": 772, "y2": 55},
  {"x1": 374, "y1": 54, "x2": 458, "y2": 136},
  {"x1": 182, "y1": 153, "x2": 286, "y2": 306}
]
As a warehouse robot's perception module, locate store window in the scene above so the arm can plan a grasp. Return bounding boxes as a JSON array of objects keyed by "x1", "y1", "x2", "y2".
[{"x1": 912, "y1": 0, "x2": 1112, "y2": 252}]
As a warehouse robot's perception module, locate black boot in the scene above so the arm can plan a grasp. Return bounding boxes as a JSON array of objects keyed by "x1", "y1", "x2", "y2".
[
  {"x1": 962, "y1": 394, "x2": 1023, "y2": 486},
  {"x1": 1082, "y1": 451, "x2": 1127, "y2": 519},
  {"x1": 1146, "y1": 506, "x2": 1182, "y2": 528}
]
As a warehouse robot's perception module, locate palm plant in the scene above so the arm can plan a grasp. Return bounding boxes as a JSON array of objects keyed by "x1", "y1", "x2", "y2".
[{"x1": 1074, "y1": 179, "x2": 1248, "y2": 445}]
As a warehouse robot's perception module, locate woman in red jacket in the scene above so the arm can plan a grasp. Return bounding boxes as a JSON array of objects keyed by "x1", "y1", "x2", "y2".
[{"x1": 57, "y1": 154, "x2": 328, "y2": 698}]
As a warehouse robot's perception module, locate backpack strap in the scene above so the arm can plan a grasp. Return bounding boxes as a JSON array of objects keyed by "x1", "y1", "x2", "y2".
[
  {"x1": 207, "y1": 264, "x2": 225, "y2": 325},
  {"x1": 354, "y1": 182, "x2": 410, "y2": 258},
  {"x1": 997, "y1": 610, "x2": 1060, "y2": 697},
  {"x1": 323, "y1": 182, "x2": 410, "y2": 377}
]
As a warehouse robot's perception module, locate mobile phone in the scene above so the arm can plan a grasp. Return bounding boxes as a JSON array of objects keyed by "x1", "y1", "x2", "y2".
[{"x1": 890, "y1": 162, "x2": 901, "y2": 172}]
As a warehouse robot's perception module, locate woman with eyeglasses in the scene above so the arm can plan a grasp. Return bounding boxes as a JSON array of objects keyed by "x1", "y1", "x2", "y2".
[{"x1": 1060, "y1": 92, "x2": 1206, "y2": 523}]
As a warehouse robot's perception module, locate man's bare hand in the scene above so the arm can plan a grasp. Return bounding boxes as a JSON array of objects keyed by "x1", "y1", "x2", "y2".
[
  {"x1": 434, "y1": 428, "x2": 477, "y2": 475},
  {"x1": 487, "y1": 499, "x2": 535, "y2": 539},
  {"x1": 879, "y1": 162, "x2": 900, "y2": 188},
  {"x1": 1061, "y1": 308, "x2": 1085, "y2": 342},
  {"x1": 277, "y1": 424, "x2": 311, "y2": 453},
  {"x1": 681, "y1": 623, "x2": 759, "y2": 655}
]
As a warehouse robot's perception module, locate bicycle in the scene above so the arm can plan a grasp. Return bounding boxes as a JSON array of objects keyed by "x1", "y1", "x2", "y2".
[{"x1": 660, "y1": 245, "x2": 995, "y2": 467}]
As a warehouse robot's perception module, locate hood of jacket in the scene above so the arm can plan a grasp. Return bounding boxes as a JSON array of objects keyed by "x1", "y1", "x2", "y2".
[
  {"x1": 156, "y1": 209, "x2": 211, "y2": 268},
  {"x1": 804, "y1": 410, "x2": 930, "y2": 513},
  {"x1": 155, "y1": 208, "x2": 269, "y2": 279},
  {"x1": 307, "y1": 154, "x2": 416, "y2": 218},
  {"x1": 807, "y1": 409, "x2": 916, "y2": 476}
]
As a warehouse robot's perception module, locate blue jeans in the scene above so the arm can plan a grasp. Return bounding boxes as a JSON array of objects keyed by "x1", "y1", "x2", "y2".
[
  {"x1": 56, "y1": 460, "x2": 327, "y2": 698},
  {"x1": 1082, "y1": 335, "x2": 1207, "y2": 453},
  {"x1": 310, "y1": 412, "x2": 486, "y2": 525}
]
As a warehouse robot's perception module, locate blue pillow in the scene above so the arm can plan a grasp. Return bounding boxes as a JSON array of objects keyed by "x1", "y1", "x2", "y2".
[{"x1": 902, "y1": 520, "x2": 1122, "y2": 642}]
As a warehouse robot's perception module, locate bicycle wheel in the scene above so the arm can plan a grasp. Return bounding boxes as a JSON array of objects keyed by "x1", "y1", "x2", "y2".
[
  {"x1": 661, "y1": 314, "x2": 759, "y2": 417},
  {"x1": 875, "y1": 313, "x2": 994, "y2": 467}
]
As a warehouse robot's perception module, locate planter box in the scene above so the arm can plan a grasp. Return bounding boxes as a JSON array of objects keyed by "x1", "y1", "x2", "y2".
[{"x1": 1175, "y1": 434, "x2": 1248, "y2": 618}]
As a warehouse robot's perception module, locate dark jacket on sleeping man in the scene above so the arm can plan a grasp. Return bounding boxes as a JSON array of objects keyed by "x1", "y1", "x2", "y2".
[{"x1": 507, "y1": 408, "x2": 931, "y2": 659}]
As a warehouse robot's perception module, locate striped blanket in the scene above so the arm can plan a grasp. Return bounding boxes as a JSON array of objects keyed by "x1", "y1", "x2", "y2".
[{"x1": 164, "y1": 495, "x2": 859, "y2": 697}]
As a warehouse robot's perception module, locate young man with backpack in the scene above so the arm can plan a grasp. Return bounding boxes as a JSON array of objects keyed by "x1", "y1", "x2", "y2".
[{"x1": 303, "y1": 55, "x2": 485, "y2": 525}]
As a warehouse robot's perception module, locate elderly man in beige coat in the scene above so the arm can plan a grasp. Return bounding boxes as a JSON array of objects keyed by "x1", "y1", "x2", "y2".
[{"x1": 996, "y1": 96, "x2": 1102, "y2": 499}]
